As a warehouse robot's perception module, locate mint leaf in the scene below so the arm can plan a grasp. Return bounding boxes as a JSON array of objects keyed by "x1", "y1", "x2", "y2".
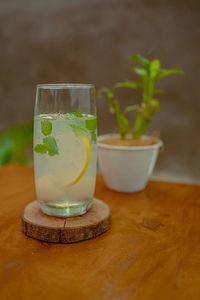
[
  {"x1": 85, "y1": 118, "x2": 97, "y2": 130},
  {"x1": 66, "y1": 109, "x2": 83, "y2": 119},
  {"x1": 69, "y1": 124, "x2": 88, "y2": 136},
  {"x1": 41, "y1": 119, "x2": 52, "y2": 136},
  {"x1": 34, "y1": 144, "x2": 47, "y2": 154},
  {"x1": 72, "y1": 109, "x2": 83, "y2": 117},
  {"x1": 43, "y1": 136, "x2": 58, "y2": 156},
  {"x1": 129, "y1": 55, "x2": 150, "y2": 69},
  {"x1": 34, "y1": 137, "x2": 58, "y2": 156}
]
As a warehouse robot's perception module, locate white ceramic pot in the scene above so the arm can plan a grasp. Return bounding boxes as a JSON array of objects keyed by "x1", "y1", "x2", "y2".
[{"x1": 98, "y1": 134, "x2": 163, "y2": 193}]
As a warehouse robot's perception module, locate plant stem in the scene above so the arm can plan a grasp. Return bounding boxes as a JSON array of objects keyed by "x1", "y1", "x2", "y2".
[
  {"x1": 132, "y1": 111, "x2": 151, "y2": 139},
  {"x1": 133, "y1": 71, "x2": 155, "y2": 139},
  {"x1": 112, "y1": 101, "x2": 130, "y2": 141}
]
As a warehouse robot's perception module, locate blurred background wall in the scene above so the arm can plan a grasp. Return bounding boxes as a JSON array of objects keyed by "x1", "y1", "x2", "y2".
[{"x1": 0, "y1": 0, "x2": 199, "y2": 183}]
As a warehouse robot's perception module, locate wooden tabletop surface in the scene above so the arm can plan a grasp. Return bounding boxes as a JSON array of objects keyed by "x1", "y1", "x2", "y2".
[{"x1": 0, "y1": 165, "x2": 200, "y2": 300}]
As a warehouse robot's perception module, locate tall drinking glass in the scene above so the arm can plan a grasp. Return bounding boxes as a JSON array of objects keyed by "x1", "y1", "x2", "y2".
[{"x1": 34, "y1": 84, "x2": 97, "y2": 217}]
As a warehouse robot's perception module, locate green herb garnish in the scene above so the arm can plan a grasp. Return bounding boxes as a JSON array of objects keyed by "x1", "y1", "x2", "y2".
[
  {"x1": 66, "y1": 109, "x2": 83, "y2": 119},
  {"x1": 34, "y1": 144, "x2": 47, "y2": 154},
  {"x1": 41, "y1": 119, "x2": 52, "y2": 136},
  {"x1": 34, "y1": 120, "x2": 58, "y2": 156},
  {"x1": 43, "y1": 136, "x2": 59, "y2": 156},
  {"x1": 72, "y1": 109, "x2": 83, "y2": 117},
  {"x1": 85, "y1": 118, "x2": 97, "y2": 131},
  {"x1": 69, "y1": 124, "x2": 88, "y2": 136}
]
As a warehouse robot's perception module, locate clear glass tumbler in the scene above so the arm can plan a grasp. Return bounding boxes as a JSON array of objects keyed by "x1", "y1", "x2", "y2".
[{"x1": 34, "y1": 84, "x2": 97, "y2": 217}]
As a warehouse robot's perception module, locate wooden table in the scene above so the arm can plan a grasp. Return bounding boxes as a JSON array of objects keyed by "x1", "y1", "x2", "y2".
[{"x1": 0, "y1": 165, "x2": 200, "y2": 300}]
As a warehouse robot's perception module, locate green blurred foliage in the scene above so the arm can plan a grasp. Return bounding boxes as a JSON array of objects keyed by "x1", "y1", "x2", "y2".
[{"x1": 0, "y1": 122, "x2": 33, "y2": 166}]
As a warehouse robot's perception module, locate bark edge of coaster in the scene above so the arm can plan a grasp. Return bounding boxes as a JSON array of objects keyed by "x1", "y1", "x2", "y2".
[{"x1": 22, "y1": 199, "x2": 111, "y2": 243}]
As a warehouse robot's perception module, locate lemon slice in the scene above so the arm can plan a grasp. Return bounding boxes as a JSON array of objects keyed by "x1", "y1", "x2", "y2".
[{"x1": 67, "y1": 135, "x2": 90, "y2": 186}]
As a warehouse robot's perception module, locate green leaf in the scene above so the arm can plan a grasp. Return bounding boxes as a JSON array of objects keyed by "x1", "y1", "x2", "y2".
[
  {"x1": 97, "y1": 90, "x2": 103, "y2": 98},
  {"x1": 129, "y1": 55, "x2": 150, "y2": 69},
  {"x1": 132, "y1": 67, "x2": 147, "y2": 79},
  {"x1": 85, "y1": 118, "x2": 97, "y2": 130},
  {"x1": 107, "y1": 90, "x2": 114, "y2": 99},
  {"x1": 41, "y1": 119, "x2": 52, "y2": 136},
  {"x1": 113, "y1": 82, "x2": 124, "y2": 88},
  {"x1": 113, "y1": 81, "x2": 142, "y2": 89},
  {"x1": 97, "y1": 88, "x2": 110, "y2": 98},
  {"x1": 97, "y1": 88, "x2": 114, "y2": 113},
  {"x1": 34, "y1": 144, "x2": 47, "y2": 154},
  {"x1": 0, "y1": 122, "x2": 33, "y2": 166},
  {"x1": 116, "y1": 113, "x2": 130, "y2": 140},
  {"x1": 70, "y1": 109, "x2": 83, "y2": 117},
  {"x1": 43, "y1": 136, "x2": 58, "y2": 156},
  {"x1": 155, "y1": 68, "x2": 184, "y2": 81},
  {"x1": 150, "y1": 98, "x2": 160, "y2": 110},
  {"x1": 66, "y1": 110, "x2": 84, "y2": 120},
  {"x1": 124, "y1": 105, "x2": 139, "y2": 114},
  {"x1": 69, "y1": 124, "x2": 88, "y2": 135},
  {"x1": 150, "y1": 59, "x2": 161, "y2": 78},
  {"x1": 150, "y1": 59, "x2": 160, "y2": 70}
]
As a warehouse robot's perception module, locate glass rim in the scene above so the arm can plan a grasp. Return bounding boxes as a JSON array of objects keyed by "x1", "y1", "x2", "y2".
[{"x1": 36, "y1": 83, "x2": 95, "y2": 89}]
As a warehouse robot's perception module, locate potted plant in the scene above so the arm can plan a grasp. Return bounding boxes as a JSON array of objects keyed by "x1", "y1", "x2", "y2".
[{"x1": 97, "y1": 55, "x2": 183, "y2": 192}]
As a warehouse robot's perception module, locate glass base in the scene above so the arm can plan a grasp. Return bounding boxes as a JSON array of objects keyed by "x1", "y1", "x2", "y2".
[{"x1": 38, "y1": 200, "x2": 93, "y2": 217}]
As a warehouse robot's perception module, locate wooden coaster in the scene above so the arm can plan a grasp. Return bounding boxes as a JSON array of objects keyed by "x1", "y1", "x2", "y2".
[{"x1": 22, "y1": 199, "x2": 111, "y2": 243}]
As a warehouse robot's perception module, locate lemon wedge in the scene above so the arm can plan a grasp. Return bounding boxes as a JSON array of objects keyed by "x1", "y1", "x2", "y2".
[{"x1": 67, "y1": 135, "x2": 90, "y2": 186}]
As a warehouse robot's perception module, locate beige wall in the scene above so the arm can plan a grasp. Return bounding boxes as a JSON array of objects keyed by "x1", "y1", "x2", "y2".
[{"x1": 0, "y1": 0, "x2": 199, "y2": 182}]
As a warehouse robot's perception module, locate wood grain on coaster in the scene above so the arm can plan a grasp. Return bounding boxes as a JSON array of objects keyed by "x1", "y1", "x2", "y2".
[{"x1": 22, "y1": 199, "x2": 111, "y2": 243}]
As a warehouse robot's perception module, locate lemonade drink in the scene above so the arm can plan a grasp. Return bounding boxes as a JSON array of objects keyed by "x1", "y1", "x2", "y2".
[{"x1": 34, "y1": 111, "x2": 97, "y2": 217}]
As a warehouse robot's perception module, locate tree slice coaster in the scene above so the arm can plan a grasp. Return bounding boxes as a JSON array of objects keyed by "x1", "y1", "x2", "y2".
[{"x1": 22, "y1": 199, "x2": 111, "y2": 243}]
